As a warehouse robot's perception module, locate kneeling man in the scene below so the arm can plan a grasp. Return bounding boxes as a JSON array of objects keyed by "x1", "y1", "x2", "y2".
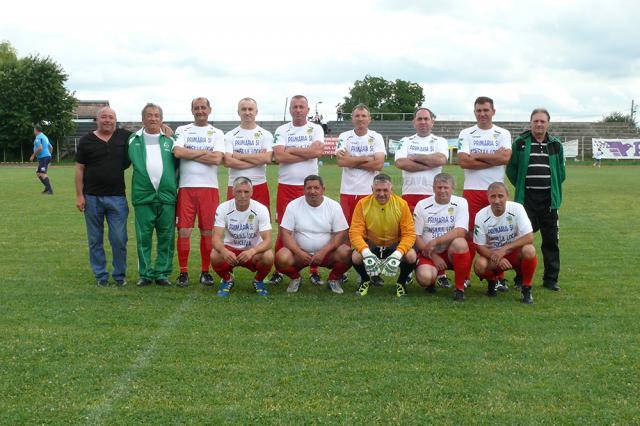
[
  {"x1": 413, "y1": 173, "x2": 472, "y2": 301},
  {"x1": 211, "y1": 177, "x2": 273, "y2": 297},
  {"x1": 473, "y1": 182, "x2": 537, "y2": 304},
  {"x1": 275, "y1": 175, "x2": 352, "y2": 294}
]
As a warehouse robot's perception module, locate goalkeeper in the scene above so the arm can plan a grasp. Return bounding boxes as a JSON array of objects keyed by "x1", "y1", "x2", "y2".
[{"x1": 349, "y1": 173, "x2": 416, "y2": 297}]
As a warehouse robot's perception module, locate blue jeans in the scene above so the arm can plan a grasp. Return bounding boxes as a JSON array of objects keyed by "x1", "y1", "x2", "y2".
[{"x1": 84, "y1": 195, "x2": 129, "y2": 282}]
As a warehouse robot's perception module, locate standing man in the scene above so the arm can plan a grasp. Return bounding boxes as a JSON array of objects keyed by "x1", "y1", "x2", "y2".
[
  {"x1": 394, "y1": 107, "x2": 449, "y2": 212},
  {"x1": 457, "y1": 96, "x2": 512, "y2": 290},
  {"x1": 275, "y1": 175, "x2": 352, "y2": 294},
  {"x1": 413, "y1": 173, "x2": 472, "y2": 301},
  {"x1": 224, "y1": 97, "x2": 273, "y2": 210},
  {"x1": 128, "y1": 103, "x2": 178, "y2": 287},
  {"x1": 335, "y1": 103, "x2": 386, "y2": 224},
  {"x1": 172, "y1": 97, "x2": 225, "y2": 287},
  {"x1": 473, "y1": 182, "x2": 538, "y2": 304},
  {"x1": 270, "y1": 95, "x2": 324, "y2": 286},
  {"x1": 507, "y1": 108, "x2": 565, "y2": 291},
  {"x1": 593, "y1": 148, "x2": 603, "y2": 167},
  {"x1": 30, "y1": 124, "x2": 54, "y2": 195},
  {"x1": 350, "y1": 173, "x2": 416, "y2": 297},
  {"x1": 211, "y1": 177, "x2": 274, "y2": 297},
  {"x1": 75, "y1": 107, "x2": 131, "y2": 287}
]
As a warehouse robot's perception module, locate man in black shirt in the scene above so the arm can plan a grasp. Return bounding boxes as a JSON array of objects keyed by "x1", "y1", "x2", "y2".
[{"x1": 75, "y1": 107, "x2": 131, "y2": 287}]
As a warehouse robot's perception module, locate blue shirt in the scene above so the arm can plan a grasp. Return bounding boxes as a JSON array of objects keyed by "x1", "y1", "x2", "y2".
[{"x1": 34, "y1": 133, "x2": 51, "y2": 159}]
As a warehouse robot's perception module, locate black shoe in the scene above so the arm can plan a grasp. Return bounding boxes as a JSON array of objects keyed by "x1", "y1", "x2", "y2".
[
  {"x1": 521, "y1": 287, "x2": 533, "y2": 304},
  {"x1": 425, "y1": 285, "x2": 436, "y2": 294},
  {"x1": 453, "y1": 289, "x2": 464, "y2": 302},
  {"x1": 436, "y1": 275, "x2": 452, "y2": 288},
  {"x1": 487, "y1": 280, "x2": 497, "y2": 297},
  {"x1": 340, "y1": 273, "x2": 348, "y2": 284},
  {"x1": 370, "y1": 275, "x2": 384, "y2": 287},
  {"x1": 268, "y1": 272, "x2": 284, "y2": 285},
  {"x1": 199, "y1": 272, "x2": 214, "y2": 286},
  {"x1": 115, "y1": 279, "x2": 127, "y2": 287},
  {"x1": 543, "y1": 282, "x2": 561, "y2": 291},
  {"x1": 97, "y1": 279, "x2": 108, "y2": 287},
  {"x1": 513, "y1": 275, "x2": 523, "y2": 290},
  {"x1": 496, "y1": 278, "x2": 509, "y2": 292},
  {"x1": 177, "y1": 272, "x2": 189, "y2": 287},
  {"x1": 155, "y1": 278, "x2": 172, "y2": 286},
  {"x1": 136, "y1": 278, "x2": 152, "y2": 287}
]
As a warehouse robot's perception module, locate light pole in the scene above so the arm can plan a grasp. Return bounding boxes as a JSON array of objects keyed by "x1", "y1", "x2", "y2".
[{"x1": 315, "y1": 101, "x2": 323, "y2": 116}]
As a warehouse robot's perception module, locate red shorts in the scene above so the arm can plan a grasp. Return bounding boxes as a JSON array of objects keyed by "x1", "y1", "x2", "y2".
[
  {"x1": 340, "y1": 194, "x2": 367, "y2": 225},
  {"x1": 176, "y1": 187, "x2": 219, "y2": 229},
  {"x1": 417, "y1": 251, "x2": 453, "y2": 271},
  {"x1": 276, "y1": 183, "x2": 304, "y2": 224},
  {"x1": 226, "y1": 182, "x2": 271, "y2": 214},
  {"x1": 223, "y1": 245, "x2": 262, "y2": 271},
  {"x1": 402, "y1": 194, "x2": 431, "y2": 213},
  {"x1": 463, "y1": 189, "x2": 488, "y2": 238}
]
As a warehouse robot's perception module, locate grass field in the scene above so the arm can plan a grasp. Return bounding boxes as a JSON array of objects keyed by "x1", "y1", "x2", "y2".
[{"x1": 0, "y1": 163, "x2": 638, "y2": 424}]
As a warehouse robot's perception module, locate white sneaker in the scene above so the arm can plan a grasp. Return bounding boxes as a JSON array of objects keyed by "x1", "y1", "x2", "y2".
[
  {"x1": 327, "y1": 279, "x2": 344, "y2": 294},
  {"x1": 463, "y1": 279, "x2": 471, "y2": 289},
  {"x1": 286, "y1": 277, "x2": 302, "y2": 293}
]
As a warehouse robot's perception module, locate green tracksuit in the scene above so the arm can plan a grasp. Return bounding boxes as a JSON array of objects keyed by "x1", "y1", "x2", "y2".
[{"x1": 128, "y1": 129, "x2": 178, "y2": 280}]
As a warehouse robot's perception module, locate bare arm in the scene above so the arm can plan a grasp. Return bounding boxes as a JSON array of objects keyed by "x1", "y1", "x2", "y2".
[
  {"x1": 273, "y1": 145, "x2": 307, "y2": 164},
  {"x1": 232, "y1": 151, "x2": 271, "y2": 165},
  {"x1": 75, "y1": 163, "x2": 86, "y2": 212},
  {"x1": 284, "y1": 141, "x2": 324, "y2": 160},
  {"x1": 223, "y1": 154, "x2": 255, "y2": 170},
  {"x1": 457, "y1": 152, "x2": 492, "y2": 170},
  {"x1": 173, "y1": 146, "x2": 223, "y2": 165},
  {"x1": 472, "y1": 148, "x2": 511, "y2": 166},
  {"x1": 310, "y1": 230, "x2": 348, "y2": 265},
  {"x1": 395, "y1": 158, "x2": 431, "y2": 172},
  {"x1": 424, "y1": 228, "x2": 466, "y2": 254},
  {"x1": 412, "y1": 152, "x2": 447, "y2": 167}
]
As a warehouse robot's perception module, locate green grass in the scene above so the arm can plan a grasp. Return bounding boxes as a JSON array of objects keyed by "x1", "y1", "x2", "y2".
[{"x1": 0, "y1": 163, "x2": 638, "y2": 424}]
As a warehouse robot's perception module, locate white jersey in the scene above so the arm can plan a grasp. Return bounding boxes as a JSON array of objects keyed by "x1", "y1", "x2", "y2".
[
  {"x1": 395, "y1": 133, "x2": 450, "y2": 195},
  {"x1": 280, "y1": 195, "x2": 348, "y2": 253},
  {"x1": 336, "y1": 129, "x2": 386, "y2": 195},
  {"x1": 457, "y1": 125, "x2": 512, "y2": 190},
  {"x1": 273, "y1": 122, "x2": 324, "y2": 185},
  {"x1": 414, "y1": 195, "x2": 469, "y2": 253},
  {"x1": 214, "y1": 199, "x2": 272, "y2": 250},
  {"x1": 473, "y1": 201, "x2": 533, "y2": 251},
  {"x1": 224, "y1": 125, "x2": 273, "y2": 186},
  {"x1": 173, "y1": 123, "x2": 225, "y2": 188}
]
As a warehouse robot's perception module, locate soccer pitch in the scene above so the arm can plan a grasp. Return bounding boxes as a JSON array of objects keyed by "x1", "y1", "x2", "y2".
[{"x1": 0, "y1": 163, "x2": 638, "y2": 423}]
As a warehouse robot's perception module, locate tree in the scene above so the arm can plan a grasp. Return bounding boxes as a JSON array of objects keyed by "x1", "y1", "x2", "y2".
[
  {"x1": 0, "y1": 40, "x2": 17, "y2": 65},
  {"x1": 601, "y1": 111, "x2": 636, "y2": 126},
  {"x1": 0, "y1": 41, "x2": 76, "y2": 161},
  {"x1": 341, "y1": 75, "x2": 425, "y2": 120}
]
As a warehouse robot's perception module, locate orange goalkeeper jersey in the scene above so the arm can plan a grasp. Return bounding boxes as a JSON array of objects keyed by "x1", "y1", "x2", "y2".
[{"x1": 349, "y1": 193, "x2": 416, "y2": 254}]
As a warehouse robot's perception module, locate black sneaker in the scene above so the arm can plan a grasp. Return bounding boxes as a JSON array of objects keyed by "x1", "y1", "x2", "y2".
[
  {"x1": 177, "y1": 272, "x2": 189, "y2": 287},
  {"x1": 487, "y1": 280, "x2": 497, "y2": 297},
  {"x1": 268, "y1": 272, "x2": 284, "y2": 285},
  {"x1": 514, "y1": 275, "x2": 523, "y2": 290},
  {"x1": 543, "y1": 282, "x2": 561, "y2": 291},
  {"x1": 425, "y1": 285, "x2": 436, "y2": 294},
  {"x1": 136, "y1": 278, "x2": 152, "y2": 287},
  {"x1": 453, "y1": 289, "x2": 464, "y2": 302},
  {"x1": 340, "y1": 274, "x2": 348, "y2": 284},
  {"x1": 199, "y1": 272, "x2": 214, "y2": 286},
  {"x1": 436, "y1": 275, "x2": 452, "y2": 288},
  {"x1": 97, "y1": 279, "x2": 108, "y2": 287},
  {"x1": 521, "y1": 287, "x2": 533, "y2": 304},
  {"x1": 496, "y1": 278, "x2": 509, "y2": 292},
  {"x1": 155, "y1": 278, "x2": 172, "y2": 286},
  {"x1": 115, "y1": 279, "x2": 127, "y2": 287},
  {"x1": 370, "y1": 275, "x2": 384, "y2": 287}
]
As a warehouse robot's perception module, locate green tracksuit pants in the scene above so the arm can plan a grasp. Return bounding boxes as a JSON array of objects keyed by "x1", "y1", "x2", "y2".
[{"x1": 134, "y1": 202, "x2": 176, "y2": 280}]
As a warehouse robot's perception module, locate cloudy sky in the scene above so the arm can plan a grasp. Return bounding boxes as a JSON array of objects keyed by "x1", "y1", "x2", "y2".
[{"x1": 3, "y1": 0, "x2": 639, "y2": 122}]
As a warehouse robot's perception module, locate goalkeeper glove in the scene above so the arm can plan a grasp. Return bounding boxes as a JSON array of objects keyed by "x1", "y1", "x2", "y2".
[
  {"x1": 381, "y1": 250, "x2": 402, "y2": 276},
  {"x1": 362, "y1": 248, "x2": 382, "y2": 276}
]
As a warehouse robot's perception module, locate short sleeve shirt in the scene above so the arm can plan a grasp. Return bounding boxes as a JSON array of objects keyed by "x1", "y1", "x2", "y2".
[
  {"x1": 473, "y1": 201, "x2": 533, "y2": 251},
  {"x1": 173, "y1": 123, "x2": 225, "y2": 188},
  {"x1": 214, "y1": 199, "x2": 272, "y2": 249},
  {"x1": 413, "y1": 195, "x2": 469, "y2": 253},
  {"x1": 457, "y1": 125, "x2": 512, "y2": 190},
  {"x1": 224, "y1": 125, "x2": 274, "y2": 186},
  {"x1": 273, "y1": 122, "x2": 324, "y2": 185},
  {"x1": 395, "y1": 133, "x2": 449, "y2": 194},
  {"x1": 336, "y1": 129, "x2": 386, "y2": 195}
]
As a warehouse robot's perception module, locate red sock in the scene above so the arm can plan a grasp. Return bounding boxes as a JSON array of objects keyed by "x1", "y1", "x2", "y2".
[
  {"x1": 254, "y1": 262, "x2": 272, "y2": 281},
  {"x1": 212, "y1": 261, "x2": 233, "y2": 281},
  {"x1": 177, "y1": 237, "x2": 190, "y2": 272},
  {"x1": 310, "y1": 265, "x2": 319, "y2": 275},
  {"x1": 200, "y1": 234, "x2": 213, "y2": 272},
  {"x1": 280, "y1": 266, "x2": 301, "y2": 279},
  {"x1": 328, "y1": 261, "x2": 350, "y2": 280},
  {"x1": 479, "y1": 269, "x2": 498, "y2": 282},
  {"x1": 274, "y1": 235, "x2": 285, "y2": 275},
  {"x1": 466, "y1": 241, "x2": 476, "y2": 280},
  {"x1": 520, "y1": 256, "x2": 538, "y2": 288},
  {"x1": 452, "y1": 251, "x2": 471, "y2": 291}
]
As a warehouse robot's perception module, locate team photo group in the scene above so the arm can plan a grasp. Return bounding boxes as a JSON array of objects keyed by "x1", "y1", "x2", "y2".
[{"x1": 74, "y1": 94, "x2": 566, "y2": 303}]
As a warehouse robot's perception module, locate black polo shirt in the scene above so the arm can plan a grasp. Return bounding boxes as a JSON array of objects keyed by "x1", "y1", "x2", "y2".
[{"x1": 75, "y1": 128, "x2": 132, "y2": 196}]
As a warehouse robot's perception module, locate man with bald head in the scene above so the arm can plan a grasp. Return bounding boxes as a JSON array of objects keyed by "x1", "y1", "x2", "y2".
[{"x1": 75, "y1": 106, "x2": 131, "y2": 287}]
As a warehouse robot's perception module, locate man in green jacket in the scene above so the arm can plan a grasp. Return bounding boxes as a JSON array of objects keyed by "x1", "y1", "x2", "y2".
[
  {"x1": 129, "y1": 103, "x2": 179, "y2": 286},
  {"x1": 506, "y1": 108, "x2": 566, "y2": 291}
]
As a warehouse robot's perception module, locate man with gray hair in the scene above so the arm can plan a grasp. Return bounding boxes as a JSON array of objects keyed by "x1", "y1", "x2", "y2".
[{"x1": 128, "y1": 103, "x2": 179, "y2": 287}]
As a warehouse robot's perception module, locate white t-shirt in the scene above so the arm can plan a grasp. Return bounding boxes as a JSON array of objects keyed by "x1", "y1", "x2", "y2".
[
  {"x1": 273, "y1": 122, "x2": 324, "y2": 185},
  {"x1": 457, "y1": 125, "x2": 512, "y2": 190},
  {"x1": 224, "y1": 125, "x2": 274, "y2": 186},
  {"x1": 280, "y1": 195, "x2": 348, "y2": 253},
  {"x1": 336, "y1": 129, "x2": 386, "y2": 195},
  {"x1": 214, "y1": 199, "x2": 272, "y2": 249},
  {"x1": 414, "y1": 195, "x2": 469, "y2": 253},
  {"x1": 173, "y1": 123, "x2": 225, "y2": 188},
  {"x1": 395, "y1": 133, "x2": 449, "y2": 195},
  {"x1": 473, "y1": 201, "x2": 533, "y2": 251},
  {"x1": 143, "y1": 132, "x2": 163, "y2": 191}
]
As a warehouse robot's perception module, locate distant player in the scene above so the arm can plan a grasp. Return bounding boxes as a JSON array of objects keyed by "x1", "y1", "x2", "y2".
[
  {"x1": 211, "y1": 177, "x2": 273, "y2": 297},
  {"x1": 394, "y1": 107, "x2": 449, "y2": 212},
  {"x1": 413, "y1": 173, "x2": 472, "y2": 301},
  {"x1": 224, "y1": 98, "x2": 273, "y2": 210},
  {"x1": 30, "y1": 124, "x2": 54, "y2": 195},
  {"x1": 473, "y1": 182, "x2": 537, "y2": 304}
]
